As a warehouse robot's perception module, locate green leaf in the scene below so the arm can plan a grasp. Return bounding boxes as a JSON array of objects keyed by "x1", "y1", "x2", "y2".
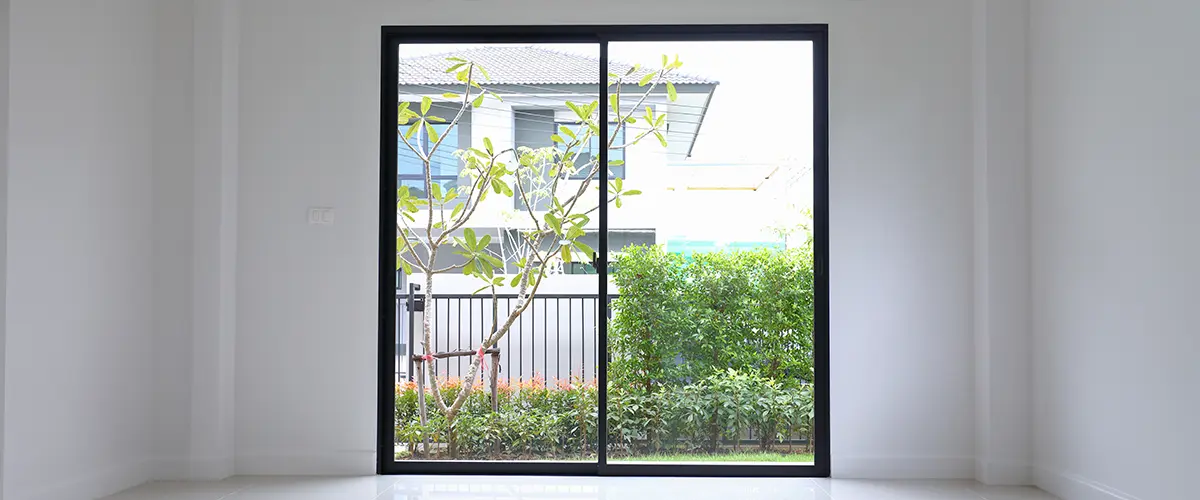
[
  {"x1": 609, "y1": 94, "x2": 620, "y2": 114},
  {"x1": 464, "y1": 228, "x2": 477, "y2": 248},
  {"x1": 425, "y1": 122, "x2": 438, "y2": 142},
  {"x1": 544, "y1": 213, "x2": 562, "y2": 234},
  {"x1": 566, "y1": 101, "x2": 589, "y2": 120},
  {"x1": 561, "y1": 246, "x2": 572, "y2": 263},
  {"x1": 442, "y1": 92, "x2": 459, "y2": 99},
  {"x1": 626, "y1": 116, "x2": 636, "y2": 124},
  {"x1": 430, "y1": 183, "x2": 443, "y2": 202},
  {"x1": 472, "y1": 94, "x2": 485, "y2": 108},
  {"x1": 398, "y1": 257, "x2": 413, "y2": 275},
  {"x1": 623, "y1": 189, "x2": 642, "y2": 196},
  {"x1": 666, "y1": 81, "x2": 677, "y2": 102},
  {"x1": 639, "y1": 72, "x2": 655, "y2": 86},
  {"x1": 444, "y1": 63, "x2": 465, "y2": 73},
  {"x1": 442, "y1": 187, "x2": 457, "y2": 203},
  {"x1": 614, "y1": 177, "x2": 623, "y2": 192},
  {"x1": 661, "y1": 54, "x2": 668, "y2": 67},
  {"x1": 476, "y1": 64, "x2": 491, "y2": 81},
  {"x1": 551, "y1": 134, "x2": 565, "y2": 144},
  {"x1": 421, "y1": 96, "x2": 432, "y2": 115},
  {"x1": 615, "y1": 197, "x2": 623, "y2": 209},
  {"x1": 478, "y1": 234, "x2": 492, "y2": 249},
  {"x1": 654, "y1": 131, "x2": 667, "y2": 147},
  {"x1": 608, "y1": 159, "x2": 625, "y2": 166},
  {"x1": 446, "y1": 56, "x2": 466, "y2": 63},
  {"x1": 404, "y1": 121, "x2": 421, "y2": 139},
  {"x1": 573, "y1": 240, "x2": 595, "y2": 257},
  {"x1": 510, "y1": 275, "x2": 522, "y2": 287},
  {"x1": 483, "y1": 137, "x2": 494, "y2": 154},
  {"x1": 397, "y1": 103, "x2": 411, "y2": 124},
  {"x1": 559, "y1": 126, "x2": 576, "y2": 140},
  {"x1": 426, "y1": 115, "x2": 446, "y2": 123},
  {"x1": 450, "y1": 202, "x2": 465, "y2": 220}
]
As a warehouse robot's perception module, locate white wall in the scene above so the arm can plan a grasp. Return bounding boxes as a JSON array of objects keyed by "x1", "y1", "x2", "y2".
[
  {"x1": 972, "y1": 0, "x2": 1032, "y2": 486},
  {"x1": 1029, "y1": 1, "x2": 1200, "y2": 499},
  {"x1": 0, "y1": 0, "x2": 10, "y2": 494},
  {"x1": 4, "y1": 1, "x2": 158, "y2": 499},
  {"x1": 237, "y1": 0, "x2": 978, "y2": 477},
  {"x1": 150, "y1": 0, "x2": 240, "y2": 481}
]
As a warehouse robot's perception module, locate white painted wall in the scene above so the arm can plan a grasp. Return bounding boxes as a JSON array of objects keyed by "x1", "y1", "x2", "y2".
[
  {"x1": 972, "y1": 0, "x2": 1032, "y2": 487},
  {"x1": 0, "y1": 0, "x2": 8, "y2": 494},
  {"x1": 237, "y1": 0, "x2": 977, "y2": 477},
  {"x1": 150, "y1": 0, "x2": 241, "y2": 481},
  {"x1": 4, "y1": 1, "x2": 158, "y2": 499},
  {"x1": 1029, "y1": 1, "x2": 1200, "y2": 499}
]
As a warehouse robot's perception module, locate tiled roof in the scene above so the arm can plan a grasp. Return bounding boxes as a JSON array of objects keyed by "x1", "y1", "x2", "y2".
[{"x1": 398, "y1": 46, "x2": 718, "y2": 87}]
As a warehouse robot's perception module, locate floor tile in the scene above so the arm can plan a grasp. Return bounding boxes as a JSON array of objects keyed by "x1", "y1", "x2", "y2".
[
  {"x1": 968, "y1": 484, "x2": 1061, "y2": 500},
  {"x1": 100, "y1": 476, "x2": 1059, "y2": 500}
]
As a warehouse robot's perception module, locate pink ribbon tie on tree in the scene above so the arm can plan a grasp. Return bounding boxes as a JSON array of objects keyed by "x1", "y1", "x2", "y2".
[
  {"x1": 422, "y1": 353, "x2": 434, "y2": 363},
  {"x1": 477, "y1": 347, "x2": 487, "y2": 373}
]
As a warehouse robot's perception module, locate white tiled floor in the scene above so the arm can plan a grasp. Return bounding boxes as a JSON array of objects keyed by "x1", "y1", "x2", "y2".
[{"x1": 100, "y1": 476, "x2": 1060, "y2": 500}]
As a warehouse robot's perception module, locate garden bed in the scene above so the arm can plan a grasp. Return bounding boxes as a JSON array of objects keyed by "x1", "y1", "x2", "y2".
[{"x1": 395, "y1": 371, "x2": 815, "y2": 462}]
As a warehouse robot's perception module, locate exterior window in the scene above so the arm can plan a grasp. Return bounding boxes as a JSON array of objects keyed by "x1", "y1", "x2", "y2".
[
  {"x1": 560, "y1": 123, "x2": 626, "y2": 180},
  {"x1": 398, "y1": 120, "x2": 463, "y2": 197}
]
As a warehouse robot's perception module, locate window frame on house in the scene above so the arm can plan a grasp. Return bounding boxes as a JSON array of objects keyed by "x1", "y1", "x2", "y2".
[
  {"x1": 398, "y1": 110, "x2": 467, "y2": 199},
  {"x1": 557, "y1": 121, "x2": 627, "y2": 180}
]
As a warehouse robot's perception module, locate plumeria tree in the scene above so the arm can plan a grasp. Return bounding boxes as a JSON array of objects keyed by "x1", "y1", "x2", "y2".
[{"x1": 396, "y1": 54, "x2": 685, "y2": 443}]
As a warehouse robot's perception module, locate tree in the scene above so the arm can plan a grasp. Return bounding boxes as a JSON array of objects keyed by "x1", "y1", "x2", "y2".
[{"x1": 396, "y1": 53, "x2": 686, "y2": 451}]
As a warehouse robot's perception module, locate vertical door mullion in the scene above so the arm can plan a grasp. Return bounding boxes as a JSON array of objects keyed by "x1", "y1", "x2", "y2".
[{"x1": 596, "y1": 38, "x2": 610, "y2": 475}]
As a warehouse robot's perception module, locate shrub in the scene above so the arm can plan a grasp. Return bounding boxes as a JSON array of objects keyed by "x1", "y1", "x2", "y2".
[
  {"x1": 396, "y1": 374, "x2": 812, "y2": 459},
  {"x1": 610, "y1": 245, "x2": 815, "y2": 388}
]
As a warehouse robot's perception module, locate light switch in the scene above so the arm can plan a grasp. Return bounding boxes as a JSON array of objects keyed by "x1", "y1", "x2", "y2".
[{"x1": 308, "y1": 207, "x2": 334, "y2": 225}]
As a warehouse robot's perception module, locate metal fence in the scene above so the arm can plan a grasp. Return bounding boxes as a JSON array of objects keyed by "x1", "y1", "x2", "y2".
[{"x1": 396, "y1": 286, "x2": 608, "y2": 386}]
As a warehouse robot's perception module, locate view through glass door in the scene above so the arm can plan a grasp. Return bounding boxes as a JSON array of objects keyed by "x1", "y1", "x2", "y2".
[{"x1": 380, "y1": 26, "x2": 828, "y2": 477}]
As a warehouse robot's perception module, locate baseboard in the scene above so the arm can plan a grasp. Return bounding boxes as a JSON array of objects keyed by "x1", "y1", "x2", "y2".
[
  {"x1": 153, "y1": 455, "x2": 235, "y2": 481},
  {"x1": 1035, "y1": 467, "x2": 1143, "y2": 500},
  {"x1": 832, "y1": 455, "x2": 976, "y2": 479},
  {"x1": 976, "y1": 459, "x2": 1033, "y2": 485},
  {"x1": 235, "y1": 450, "x2": 377, "y2": 476},
  {"x1": 10, "y1": 457, "x2": 151, "y2": 500}
]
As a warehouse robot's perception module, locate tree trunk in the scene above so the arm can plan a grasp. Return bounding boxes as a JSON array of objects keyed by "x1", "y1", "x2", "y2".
[{"x1": 416, "y1": 362, "x2": 430, "y2": 457}]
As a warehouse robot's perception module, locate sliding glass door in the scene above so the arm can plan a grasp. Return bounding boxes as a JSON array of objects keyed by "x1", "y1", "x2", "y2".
[{"x1": 379, "y1": 25, "x2": 828, "y2": 477}]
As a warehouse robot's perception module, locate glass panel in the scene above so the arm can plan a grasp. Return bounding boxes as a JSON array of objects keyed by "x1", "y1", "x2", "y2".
[
  {"x1": 394, "y1": 43, "x2": 601, "y2": 463},
  {"x1": 605, "y1": 40, "x2": 816, "y2": 465}
]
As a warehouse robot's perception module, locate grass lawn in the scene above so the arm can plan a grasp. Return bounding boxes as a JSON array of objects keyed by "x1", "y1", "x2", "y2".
[{"x1": 614, "y1": 451, "x2": 814, "y2": 463}]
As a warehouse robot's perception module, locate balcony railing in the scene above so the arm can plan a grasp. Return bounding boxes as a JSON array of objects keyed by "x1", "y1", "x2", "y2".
[{"x1": 396, "y1": 287, "x2": 609, "y2": 387}]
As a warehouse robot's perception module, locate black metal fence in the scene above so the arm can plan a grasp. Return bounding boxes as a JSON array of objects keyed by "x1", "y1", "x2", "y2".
[{"x1": 397, "y1": 286, "x2": 609, "y2": 386}]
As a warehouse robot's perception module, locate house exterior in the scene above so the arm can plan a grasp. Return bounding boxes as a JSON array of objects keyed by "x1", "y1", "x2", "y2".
[{"x1": 394, "y1": 46, "x2": 811, "y2": 382}]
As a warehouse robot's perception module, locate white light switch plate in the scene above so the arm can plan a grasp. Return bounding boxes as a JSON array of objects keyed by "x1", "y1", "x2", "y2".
[{"x1": 308, "y1": 207, "x2": 334, "y2": 225}]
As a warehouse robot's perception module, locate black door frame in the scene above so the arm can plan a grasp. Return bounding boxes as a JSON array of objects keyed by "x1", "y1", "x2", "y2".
[{"x1": 378, "y1": 24, "x2": 829, "y2": 477}]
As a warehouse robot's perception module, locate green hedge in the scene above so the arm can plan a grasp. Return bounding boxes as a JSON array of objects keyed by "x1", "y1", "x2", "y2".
[
  {"x1": 610, "y1": 245, "x2": 815, "y2": 390},
  {"x1": 395, "y1": 372, "x2": 814, "y2": 459},
  {"x1": 396, "y1": 245, "x2": 817, "y2": 459}
]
